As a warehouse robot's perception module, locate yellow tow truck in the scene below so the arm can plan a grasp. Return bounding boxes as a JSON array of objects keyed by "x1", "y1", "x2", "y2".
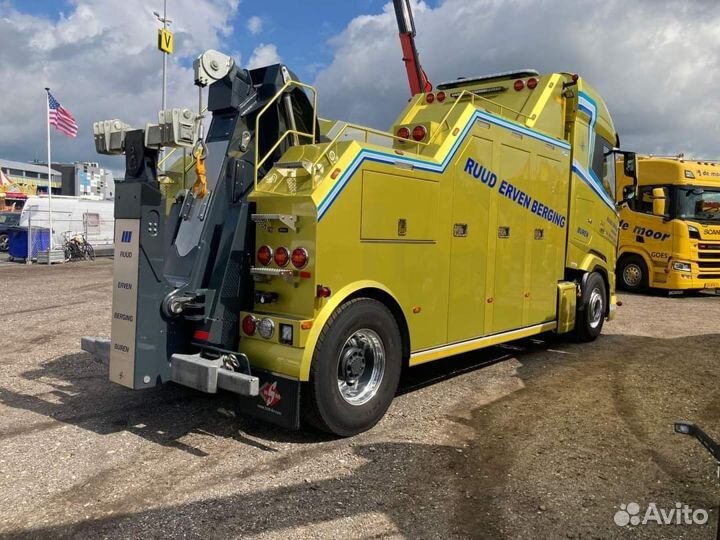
[
  {"x1": 84, "y1": 1, "x2": 634, "y2": 435},
  {"x1": 616, "y1": 156, "x2": 720, "y2": 293}
]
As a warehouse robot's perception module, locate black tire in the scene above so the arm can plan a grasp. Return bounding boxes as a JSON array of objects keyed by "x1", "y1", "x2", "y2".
[
  {"x1": 0, "y1": 233, "x2": 8, "y2": 252},
  {"x1": 303, "y1": 298, "x2": 402, "y2": 437},
  {"x1": 573, "y1": 272, "x2": 607, "y2": 342},
  {"x1": 617, "y1": 254, "x2": 648, "y2": 293},
  {"x1": 85, "y1": 245, "x2": 95, "y2": 261},
  {"x1": 63, "y1": 247, "x2": 72, "y2": 263}
]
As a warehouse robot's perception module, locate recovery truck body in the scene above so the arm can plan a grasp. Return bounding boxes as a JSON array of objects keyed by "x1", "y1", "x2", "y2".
[
  {"x1": 615, "y1": 157, "x2": 720, "y2": 292},
  {"x1": 84, "y1": 2, "x2": 630, "y2": 435}
]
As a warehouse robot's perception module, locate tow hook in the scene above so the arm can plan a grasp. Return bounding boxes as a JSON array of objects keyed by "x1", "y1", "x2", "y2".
[{"x1": 164, "y1": 294, "x2": 193, "y2": 316}]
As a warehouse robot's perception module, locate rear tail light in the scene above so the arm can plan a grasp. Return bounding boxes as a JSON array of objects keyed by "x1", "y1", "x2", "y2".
[
  {"x1": 274, "y1": 246, "x2": 289, "y2": 267},
  {"x1": 317, "y1": 285, "x2": 332, "y2": 298},
  {"x1": 291, "y1": 247, "x2": 309, "y2": 269},
  {"x1": 242, "y1": 315, "x2": 257, "y2": 336},
  {"x1": 193, "y1": 329, "x2": 210, "y2": 341},
  {"x1": 513, "y1": 79, "x2": 525, "y2": 91},
  {"x1": 436, "y1": 91, "x2": 446, "y2": 103},
  {"x1": 527, "y1": 77, "x2": 538, "y2": 90},
  {"x1": 257, "y1": 245, "x2": 272, "y2": 266},
  {"x1": 397, "y1": 127, "x2": 410, "y2": 139},
  {"x1": 412, "y1": 125, "x2": 427, "y2": 141},
  {"x1": 426, "y1": 93, "x2": 435, "y2": 104}
]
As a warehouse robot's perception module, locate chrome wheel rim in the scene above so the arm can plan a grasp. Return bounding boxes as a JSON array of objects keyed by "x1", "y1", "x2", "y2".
[
  {"x1": 623, "y1": 264, "x2": 642, "y2": 287},
  {"x1": 0, "y1": 236, "x2": 7, "y2": 251},
  {"x1": 588, "y1": 287, "x2": 604, "y2": 329},
  {"x1": 337, "y1": 329, "x2": 385, "y2": 406}
]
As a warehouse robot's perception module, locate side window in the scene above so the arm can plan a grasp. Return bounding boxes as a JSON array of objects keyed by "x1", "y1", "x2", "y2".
[
  {"x1": 633, "y1": 186, "x2": 670, "y2": 216},
  {"x1": 590, "y1": 136, "x2": 616, "y2": 199}
]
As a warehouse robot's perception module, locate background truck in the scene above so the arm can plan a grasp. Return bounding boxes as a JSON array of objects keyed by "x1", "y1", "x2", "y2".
[
  {"x1": 83, "y1": 1, "x2": 634, "y2": 436},
  {"x1": 615, "y1": 156, "x2": 720, "y2": 292}
]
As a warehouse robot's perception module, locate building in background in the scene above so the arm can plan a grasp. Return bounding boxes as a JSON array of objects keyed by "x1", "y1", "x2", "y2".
[
  {"x1": 38, "y1": 161, "x2": 115, "y2": 200},
  {"x1": 0, "y1": 159, "x2": 62, "y2": 195},
  {"x1": 1, "y1": 158, "x2": 115, "y2": 200}
]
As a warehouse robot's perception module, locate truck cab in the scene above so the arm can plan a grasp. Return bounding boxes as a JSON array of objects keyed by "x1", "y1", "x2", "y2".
[{"x1": 616, "y1": 156, "x2": 720, "y2": 292}]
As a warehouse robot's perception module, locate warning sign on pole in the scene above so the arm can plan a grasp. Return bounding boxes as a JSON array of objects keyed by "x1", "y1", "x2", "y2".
[{"x1": 158, "y1": 28, "x2": 174, "y2": 54}]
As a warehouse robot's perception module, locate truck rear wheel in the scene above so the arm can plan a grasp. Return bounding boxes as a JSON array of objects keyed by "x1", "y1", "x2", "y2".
[
  {"x1": 303, "y1": 298, "x2": 402, "y2": 437},
  {"x1": 617, "y1": 255, "x2": 648, "y2": 292},
  {"x1": 573, "y1": 272, "x2": 607, "y2": 342}
]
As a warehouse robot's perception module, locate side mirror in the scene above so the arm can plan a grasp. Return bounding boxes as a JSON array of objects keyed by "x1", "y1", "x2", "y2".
[
  {"x1": 621, "y1": 185, "x2": 635, "y2": 204},
  {"x1": 622, "y1": 151, "x2": 638, "y2": 180},
  {"x1": 652, "y1": 187, "x2": 667, "y2": 217}
]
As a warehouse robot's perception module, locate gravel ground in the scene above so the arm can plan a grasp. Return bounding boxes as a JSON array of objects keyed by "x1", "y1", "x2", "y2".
[{"x1": 0, "y1": 259, "x2": 718, "y2": 539}]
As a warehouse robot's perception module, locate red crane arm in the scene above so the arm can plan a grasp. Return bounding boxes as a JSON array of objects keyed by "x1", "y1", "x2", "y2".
[{"x1": 393, "y1": 0, "x2": 432, "y2": 97}]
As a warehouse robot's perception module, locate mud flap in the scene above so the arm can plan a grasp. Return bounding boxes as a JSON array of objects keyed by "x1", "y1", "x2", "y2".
[{"x1": 237, "y1": 369, "x2": 301, "y2": 430}]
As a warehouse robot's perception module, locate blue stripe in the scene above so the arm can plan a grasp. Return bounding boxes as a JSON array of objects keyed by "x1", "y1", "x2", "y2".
[
  {"x1": 574, "y1": 91, "x2": 616, "y2": 210},
  {"x1": 572, "y1": 162, "x2": 615, "y2": 211},
  {"x1": 578, "y1": 91, "x2": 598, "y2": 167},
  {"x1": 317, "y1": 109, "x2": 570, "y2": 220}
]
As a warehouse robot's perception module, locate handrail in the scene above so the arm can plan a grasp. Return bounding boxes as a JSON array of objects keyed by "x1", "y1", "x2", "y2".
[
  {"x1": 309, "y1": 89, "x2": 545, "y2": 184},
  {"x1": 254, "y1": 80, "x2": 318, "y2": 191},
  {"x1": 253, "y1": 86, "x2": 556, "y2": 195}
]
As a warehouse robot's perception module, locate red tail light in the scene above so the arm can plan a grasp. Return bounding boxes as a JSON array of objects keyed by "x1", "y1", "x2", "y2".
[
  {"x1": 513, "y1": 79, "x2": 525, "y2": 91},
  {"x1": 412, "y1": 125, "x2": 427, "y2": 141},
  {"x1": 426, "y1": 93, "x2": 435, "y2": 104},
  {"x1": 274, "y1": 246, "x2": 289, "y2": 267},
  {"x1": 397, "y1": 127, "x2": 410, "y2": 139},
  {"x1": 527, "y1": 77, "x2": 538, "y2": 90},
  {"x1": 242, "y1": 315, "x2": 257, "y2": 336},
  {"x1": 257, "y1": 245, "x2": 272, "y2": 266},
  {"x1": 436, "y1": 91, "x2": 446, "y2": 103},
  {"x1": 291, "y1": 247, "x2": 309, "y2": 269},
  {"x1": 317, "y1": 285, "x2": 332, "y2": 298},
  {"x1": 193, "y1": 329, "x2": 210, "y2": 341}
]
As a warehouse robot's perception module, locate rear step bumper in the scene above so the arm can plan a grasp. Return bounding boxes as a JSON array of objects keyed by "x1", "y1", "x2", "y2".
[
  {"x1": 81, "y1": 336, "x2": 302, "y2": 429},
  {"x1": 170, "y1": 353, "x2": 259, "y2": 396}
]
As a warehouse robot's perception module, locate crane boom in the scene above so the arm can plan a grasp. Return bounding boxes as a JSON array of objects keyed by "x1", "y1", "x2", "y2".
[{"x1": 393, "y1": 0, "x2": 432, "y2": 96}]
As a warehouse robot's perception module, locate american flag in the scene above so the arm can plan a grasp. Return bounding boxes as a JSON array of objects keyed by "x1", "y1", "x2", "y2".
[{"x1": 47, "y1": 91, "x2": 78, "y2": 138}]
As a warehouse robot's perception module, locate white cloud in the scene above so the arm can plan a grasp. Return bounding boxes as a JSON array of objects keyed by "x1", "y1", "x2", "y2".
[
  {"x1": 0, "y1": 0, "x2": 240, "y2": 167},
  {"x1": 246, "y1": 15, "x2": 263, "y2": 35},
  {"x1": 313, "y1": 0, "x2": 720, "y2": 158},
  {"x1": 247, "y1": 43, "x2": 282, "y2": 70}
]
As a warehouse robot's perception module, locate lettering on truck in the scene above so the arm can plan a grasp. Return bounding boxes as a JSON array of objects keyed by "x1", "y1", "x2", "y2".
[
  {"x1": 619, "y1": 220, "x2": 670, "y2": 241},
  {"x1": 464, "y1": 158, "x2": 567, "y2": 228}
]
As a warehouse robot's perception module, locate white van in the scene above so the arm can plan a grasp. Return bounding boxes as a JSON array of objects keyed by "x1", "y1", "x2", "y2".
[{"x1": 19, "y1": 196, "x2": 114, "y2": 248}]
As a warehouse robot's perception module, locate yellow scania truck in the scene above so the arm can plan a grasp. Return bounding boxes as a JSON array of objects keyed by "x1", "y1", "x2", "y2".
[
  {"x1": 84, "y1": 1, "x2": 634, "y2": 435},
  {"x1": 615, "y1": 156, "x2": 720, "y2": 293}
]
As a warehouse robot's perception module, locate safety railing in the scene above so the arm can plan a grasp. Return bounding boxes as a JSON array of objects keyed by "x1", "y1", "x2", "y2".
[
  {"x1": 307, "y1": 89, "x2": 523, "y2": 188},
  {"x1": 254, "y1": 80, "x2": 318, "y2": 191}
]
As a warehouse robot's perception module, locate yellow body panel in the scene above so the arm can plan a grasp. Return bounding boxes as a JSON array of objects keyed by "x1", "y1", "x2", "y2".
[
  {"x1": 242, "y1": 73, "x2": 619, "y2": 381},
  {"x1": 616, "y1": 157, "x2": 720, "y2": 290}
]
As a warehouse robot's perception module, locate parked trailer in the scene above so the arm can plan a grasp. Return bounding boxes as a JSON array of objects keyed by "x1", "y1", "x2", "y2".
[
  {"x1": 18, "y1": 196, "x2": 114, "y2": 249},
  {"x1": 83, "y1": 1, "x2": 636, "y2": 436}
]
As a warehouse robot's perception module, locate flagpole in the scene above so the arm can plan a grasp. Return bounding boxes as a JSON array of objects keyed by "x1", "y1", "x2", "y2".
[{"x1": 45, "y1": 87, "x2": 53, "y2": 264}]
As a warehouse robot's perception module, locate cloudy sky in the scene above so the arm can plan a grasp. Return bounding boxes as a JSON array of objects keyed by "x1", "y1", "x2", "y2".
[{"x1": 1, "y1": 0, "x2": 719, "y2": 173}]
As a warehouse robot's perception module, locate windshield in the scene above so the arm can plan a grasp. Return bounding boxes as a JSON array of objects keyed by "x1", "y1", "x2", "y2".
[
  {"x1": 673, "y1": 187, "x2": 720, "y2": 223},
  {"x1": 0, "y1": 213, "x2": 18, "y2": 225}
]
